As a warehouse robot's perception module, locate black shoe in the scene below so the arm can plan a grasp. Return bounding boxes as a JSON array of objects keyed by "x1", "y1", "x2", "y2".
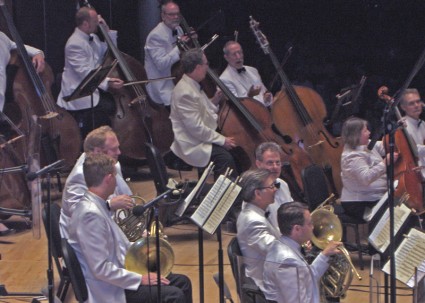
[{"x1": 0, "y1": 228, "x2": 15, "y2": 237}]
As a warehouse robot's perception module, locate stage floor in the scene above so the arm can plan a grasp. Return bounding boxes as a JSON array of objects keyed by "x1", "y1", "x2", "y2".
[{"x1": 0, "y1": 167, "x2": 417, "y2": 303}]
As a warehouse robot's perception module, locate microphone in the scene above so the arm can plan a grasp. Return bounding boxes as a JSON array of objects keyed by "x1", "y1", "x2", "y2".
[
  {"x1": 27, "y1": 159, "x2": 65, "y2": 181},
  {"x1": 132, "y1": 189, "x2": 173, "y2": 216}
]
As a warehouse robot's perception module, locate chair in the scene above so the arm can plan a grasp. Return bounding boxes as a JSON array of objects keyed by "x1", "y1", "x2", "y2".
[
  {"x1": 145, "y1": 143, "x2": 197, "y2": 226},
  {"x1": 163, "y1": 149, "x2": 193, "y2": 179},
  {"x1": 60, "y1": 238, "x2": 88, "y2": 303},
  {"x1": 301, "y1": 164, "x2": 366, "y2": 270},
  {"x1": 42, "y1": 203, "x2": 70, "y2": 301},
  {"x1": 227, "y1": 237, "x2": 268, "y2": 303}
]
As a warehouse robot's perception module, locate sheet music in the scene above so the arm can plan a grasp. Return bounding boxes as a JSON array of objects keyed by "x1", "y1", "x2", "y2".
[
  {"x1": 175, "y1": 162, "x2": 214, "y2": 217},
  {"x1": 368, "y1": 203, "x2": 411, "y2": 253},
  {"x1": 190, "y1": 175, "x2": 231, "y2": 227},
  {"x1": 203, "y1": 182, "x2": 241, "y2": 234},
  {"x1": 382, "y1": 228, "x2": 425, "y2": 287}
]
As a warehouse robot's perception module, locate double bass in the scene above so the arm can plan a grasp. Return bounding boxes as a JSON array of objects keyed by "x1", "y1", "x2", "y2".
[
  {"x1": 175, "y1": 17, "x2": 312, "y2": 193},
  {"x1": 377, "y1": 86, "x2": 424, "y2": 212},
  {"x1": 82, "y1": 0, "x2": 173, "y2": 160},
  {"x1": 1, "y1": 1, "x2": 81, "y2": 170},
  {"x1": 249, "y1": 17, "x2": 343, "y2": 195}
]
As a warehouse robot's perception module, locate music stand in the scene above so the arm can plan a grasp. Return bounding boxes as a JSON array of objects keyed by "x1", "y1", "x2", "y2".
[{"x1": 63, "y1": 59, "x2": 118, "y2": 131}]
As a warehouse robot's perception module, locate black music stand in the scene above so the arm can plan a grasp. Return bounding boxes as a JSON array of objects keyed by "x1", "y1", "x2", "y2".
[{"x1": 63, "y1": 60, "x2": 118, "y2": 132}]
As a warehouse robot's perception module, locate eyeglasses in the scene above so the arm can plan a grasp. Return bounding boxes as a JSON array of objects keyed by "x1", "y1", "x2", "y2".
[
  {"x1": 163, "y1": 12, "x2": 180, "y2": 17},
  {"x1": 257, "y1": 181, "x2": 280, "y2": 191}
]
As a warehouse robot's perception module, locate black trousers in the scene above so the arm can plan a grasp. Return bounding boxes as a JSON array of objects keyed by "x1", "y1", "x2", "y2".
[
  {"x1": 209, "y1": 144, "x2": 238, "y2": 180},
  {"x1": 68, "y1": 90, "x2": 116, "y2": 140},
  {"x1": 125, "y1": 273, "x2": 192, "y2": 303}
]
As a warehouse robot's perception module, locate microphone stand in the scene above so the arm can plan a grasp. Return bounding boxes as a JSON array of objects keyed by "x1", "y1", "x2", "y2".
[
  {"x1": 383, "y1": 103, "x2": 397, "y2": 303},
  {"x1": 133, "y1": 189, "x2": 172, "y2": 303},
  {"x1": 22, "y1": 160, "x2": 64, "y2": 303}
]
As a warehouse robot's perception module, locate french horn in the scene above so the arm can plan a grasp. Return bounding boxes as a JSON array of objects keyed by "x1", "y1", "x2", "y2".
[
  {"x1": 125, "y1": 221, "x2": 175, "y2": 277},
  {"x1": 115, "y1": 195, "x2": 148, "y2": 242},
  {"x1": 310, "y1": 197, "x2": 362, "y2": 299}
]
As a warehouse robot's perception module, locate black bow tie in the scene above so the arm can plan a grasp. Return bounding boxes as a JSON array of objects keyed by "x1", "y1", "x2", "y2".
[
  {"x1": 237, "y1": 67, "x2": 246, "y2": 74},
  {"x1": 88, "y1": 35, "x2": 94, "y2": 42},
  {"x1": 265, "y1": 211, "x2": 270, "y2": 218},
  {"x1": 172, "y1": 29, "x2": 178, "y2": 36}
]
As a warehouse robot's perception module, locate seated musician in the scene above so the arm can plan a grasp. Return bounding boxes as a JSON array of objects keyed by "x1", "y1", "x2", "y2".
[
  {"x1": 236, "y1": 168, "x2": 281, "y2": 292},
  {"x1": 57, "y1": 6, "x2": 124, "y2": 139},
  {"x1": 60, "y1": 126, "x2": 134, "y2": 239},
  {"x1": 340, "y1": 117, "x2": 399, "y2": 220},
  {"x1": 219, "y1": 41, "x2": 273, "y2": 107},
  {"x1": 262, "y1": 202, "x2": 340, "y2": 303},
  {"x1": 68, "y1": 153, "x2": 192, "y2": 303},
  {"x1": 254, "y1": 142, "x2": 293, "y2": 229},
  {"x1": 144, "y1": 0, "x2": 189, "y2": 107},
  {"x1": 169, "y1": 48, "x2": 238, "y2": 180},
  {"x1": 0, "y1": 30, "x2": 45, "y2": 237},
  {"x1": 399, "y1": 88, "x2": 425, "y2": 177},
  {"x1": 0, "y1": 31, "x2": 45, "y2": 112}
]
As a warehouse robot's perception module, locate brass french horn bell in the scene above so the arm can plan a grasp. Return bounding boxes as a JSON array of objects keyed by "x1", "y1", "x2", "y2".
[
  {"x1": 115, "y1": 195, "x2": 148, "y2": 242},
  {"x1": 125, "y1": 222, "x2": 175, "y2": 277},
  {"x1": 310, "y1": 207, "x2": 362, "y2": 280}
]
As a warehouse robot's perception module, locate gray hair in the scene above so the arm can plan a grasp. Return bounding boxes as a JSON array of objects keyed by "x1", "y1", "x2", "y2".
[
  {"x1": 223, "y1": 41, "x2": 240, "y2": 55},
  {"x1": 239, "y1": 169, "x2": 272, "y2": 202},
  {"x1": 277, "y1": 202, "x2": 308, "y2": 236},
  {"x1": 341, "y1": 117, "x2": 368, "y2": 150},
  {"x1": 400, "y1": 88, "x2": 420, "y2": 105},
  {"x1": 181, "y1": 49, "x2": 204, "y2": 74},
  {"x1": 255, "y1": 142, "x2": 283, "y2": 161}
]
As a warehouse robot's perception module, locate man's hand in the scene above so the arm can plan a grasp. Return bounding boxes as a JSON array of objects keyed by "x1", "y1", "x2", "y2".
[
  {"x1": 223, "y1": 137, "x2": 236, "y2": 150},
  {"x1": 248, "y1": 85, "x2": 261, "y2": 98},
  {"x1": 210, "y1": 89, "x2": 224, "y2": 105},
  {"x1": 322, "y1": 241, "x2": 342, "y2": 257},
  {"x1": 108, "y1": 78, "x2": 124, "y2": 90},
  {"x1": 264, "y1": 91, "x2": 273, "y2": 106},
  {"x1": 141, "y1": 272, "x2": 170, "y2": 286},
  {"x1": 109, "y1": 195, "x2": 134, "y2": 211},
  {"x1": 32, "y1": 53, "x2": 45, "y2": 73}
]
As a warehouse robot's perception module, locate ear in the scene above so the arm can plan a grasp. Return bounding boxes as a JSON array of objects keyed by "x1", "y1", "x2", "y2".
[{"x1": 255, "y1": 159, "x2": 261, "y2": 168}]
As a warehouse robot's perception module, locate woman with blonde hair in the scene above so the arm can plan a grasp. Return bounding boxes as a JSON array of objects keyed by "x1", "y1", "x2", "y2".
[{"x1": 340, "y1": 117, "x2": 399, "y2": 220}]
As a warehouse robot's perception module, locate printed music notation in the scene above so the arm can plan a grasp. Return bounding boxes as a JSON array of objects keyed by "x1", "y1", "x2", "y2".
[
  {"x1": 382, "y1": 228, "x2": 425, "y2": 287},
  {"x1": 368, "y1": 203, "x2": 411, "y2": 254},
  {"x1": 190, "y1": 174, "x2": 241, "y2": 235},
  {"x1": 175, "y1": 162, "x2": 214, "y2": 217}
]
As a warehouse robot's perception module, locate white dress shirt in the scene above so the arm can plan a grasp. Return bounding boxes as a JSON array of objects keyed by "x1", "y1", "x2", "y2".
[
  {"x1": 219, "y1": 65, "x2": 270, "y2": 106},
  {"x1": 60, "y1": 152, "x2": 132, "y2": 239},
  {"x1": 236, "y1": 203, "x2": 281, "y2": 291},
  {"x1": 144, "y1": 22, "x2": 182, "y2": 106},
  {"x1": 340, "y1": 141, "x2": 387, "y2": 201},
  {"x1": 57, "y1": 27, "x2": 117, "y2": 111},
  {"x1": 265, "y1": 178, "x2": 293, "y2": 230},
  {"x1": 263, "y1": 236, "x2": 329, "y2": 303},
  {"x1": 0, "y1": 31, "x2": 43, "y2": 111}
]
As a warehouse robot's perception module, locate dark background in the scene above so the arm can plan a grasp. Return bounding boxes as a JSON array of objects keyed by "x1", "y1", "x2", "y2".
[{"x1": 3, "y1": 0, "x2": 425, "y2": 134}]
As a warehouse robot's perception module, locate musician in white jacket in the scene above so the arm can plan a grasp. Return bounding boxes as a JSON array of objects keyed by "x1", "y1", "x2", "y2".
[{"x1": 263, "y1": 202, "x2": 340, "y2": 303}]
